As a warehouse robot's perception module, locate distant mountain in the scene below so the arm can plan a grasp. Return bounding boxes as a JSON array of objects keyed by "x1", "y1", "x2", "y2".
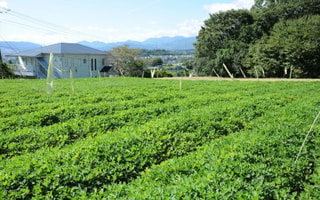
[
  {"x1": 0, "y1": 41, "x2": 41, "y2": 55},
  {"x1": 78, "y1": 40, "x2": 149, "y2": 51},
  {"x1": 0, "y1": 36, "x2": 197, "y2": 55},
  {"x1": 78, "y1": 36, "x2": 197, "y2": 51},
  {"x1": 142, "y1": 36, "x2": 197, "y2": 50}
]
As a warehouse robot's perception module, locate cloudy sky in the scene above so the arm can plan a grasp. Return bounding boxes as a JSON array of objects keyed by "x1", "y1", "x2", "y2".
[{"x1": 0, "y1": 0, "x2": 254, "y2": 45}]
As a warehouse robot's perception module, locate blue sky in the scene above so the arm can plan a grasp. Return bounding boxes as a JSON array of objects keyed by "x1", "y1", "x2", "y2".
[{"x1": 0, "y1": 0, "x2": 254, "y2": 45}]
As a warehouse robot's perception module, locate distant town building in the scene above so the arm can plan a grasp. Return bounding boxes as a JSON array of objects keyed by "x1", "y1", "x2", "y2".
[{"x1": 7, "y1": 43, "x2": 115, "y2": 78}]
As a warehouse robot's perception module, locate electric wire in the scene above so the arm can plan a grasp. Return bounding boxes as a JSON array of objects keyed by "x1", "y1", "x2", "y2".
[
  {"x1": 0, "y1": 33, "x2": 20, "y2": 54},
  {"x1": 0, "y1": 7, "x2": 72, "y2": 36},
  {"x1": 1, "y1": 19, "x2": 70, "y2": 36},
  {"x1": 0, "y1": 6, "x2": 108, "y2": 42},
  {"x1": 6, "y1": 9, "x2": 72, "y2": 34}
]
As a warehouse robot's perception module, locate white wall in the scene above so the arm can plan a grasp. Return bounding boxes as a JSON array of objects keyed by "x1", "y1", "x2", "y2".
[{"x1": 42, "y1": 54, "x2": 108, "y2": 78}]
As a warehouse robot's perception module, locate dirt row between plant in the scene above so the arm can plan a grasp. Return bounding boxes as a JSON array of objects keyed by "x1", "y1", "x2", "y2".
[{"x1": 158, "y1": 77, "x2": 320, "y2": 82}]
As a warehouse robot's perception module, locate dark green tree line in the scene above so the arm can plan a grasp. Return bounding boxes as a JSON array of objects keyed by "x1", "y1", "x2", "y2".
[
  {"x1": 194, "y1": 0, "x2": 320, "y2": 78},
  {"x1": 194, "y1": 9, "x2": 254, "y2": 77},
  {"x1": 244, "y1": 15, "x2": 320, "y2": 78},
  {"x1": 151, "y1": 57, "x2": 164, "y2": 66}
]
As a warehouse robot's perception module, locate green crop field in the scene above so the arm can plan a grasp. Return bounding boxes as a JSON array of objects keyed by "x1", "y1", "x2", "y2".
[{"x1": 0, "y1": 78, "x2": 319, "y2": 199}]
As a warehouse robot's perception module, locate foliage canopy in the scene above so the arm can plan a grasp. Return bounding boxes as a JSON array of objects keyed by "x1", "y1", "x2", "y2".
[
  {"x1": 194, "y1": 0, "x2": 320, "y2": 78},
  {"x1": 109, "y1": 45, "x2": 144, "y2": 77},
  {"x1": 0, "y1": 51, "x2": 14, "y2": 79}
]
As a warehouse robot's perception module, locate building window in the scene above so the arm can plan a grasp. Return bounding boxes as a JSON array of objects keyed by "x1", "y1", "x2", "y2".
[
  {"x1": 83, "y1": 59, "x2": 87, "y2": 64},
  {"x1": 94, "y1": 59, "x2": 97, "y2": 71},
  {"x1": 91, "y1": 59, "x2": 93, "y2": 71},
  {"x1": 102, "y1": 59, "x2": 105, "y2": 65}
]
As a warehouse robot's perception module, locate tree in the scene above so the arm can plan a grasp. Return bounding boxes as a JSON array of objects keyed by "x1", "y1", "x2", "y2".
[
  {"x1": 251, "y1": 0, "x2": 320, "y2": 39},
  {"x1": 194, "y1": 9, "x2": 254, "y2": 77},
  {"x1": 178, "y1": 57, "x2": 194, "y2": 70},
  {"x1": 126, "y1": 59, "x2": 145, "y2": 77},
  {"x1": 0, "y1": 49, "x2": 14, "y2": 79},
  {"x1": 194, "y1": 0, "x2": 320, "y2": 78},
  {"x1": 109, "y1": 45, "x2": 143, "y2": 76},
  {"x1": 0, "y1": 63, "x2": 14, "y2": 79},
  {"x1": 244, "y1": 15, "x2": 320, "y2": 78},
  {"x1": 151, "y1": 57, "x2": 163, "y2": 66}
]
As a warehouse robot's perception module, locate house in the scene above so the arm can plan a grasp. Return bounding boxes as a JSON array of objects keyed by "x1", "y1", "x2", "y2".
[
  {"x1": 100, "y1": 65, "x2": 118, "y2": 77},
  {"x1": 7, "y1": 43, "x2": 114, "y2": 78}
]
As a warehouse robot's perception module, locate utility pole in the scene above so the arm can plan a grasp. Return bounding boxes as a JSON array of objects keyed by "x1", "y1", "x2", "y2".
[
  {"x1": 0, "y1": 7, "x2": 4, "y2": 65},
  {"x1": 0, "y1": 48, "x2": 3, "y2": 65},
  {"x1": 0, "y1": 48, "x2": 3, "y2": 78}
]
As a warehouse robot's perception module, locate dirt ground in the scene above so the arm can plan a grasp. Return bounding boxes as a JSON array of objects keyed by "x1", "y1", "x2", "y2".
[{"x1": 158, "y1": 77, "x2": 320, "y2": 82}]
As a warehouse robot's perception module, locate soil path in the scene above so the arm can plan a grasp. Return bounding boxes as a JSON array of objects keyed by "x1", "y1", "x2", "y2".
[{"x1": 158, "y1": 77, "x2": 320, "y2": 82}]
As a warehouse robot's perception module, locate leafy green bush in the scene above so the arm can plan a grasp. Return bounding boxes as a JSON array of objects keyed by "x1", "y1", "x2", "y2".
[
  {"x1": 143, "y1": 70, "x2": 174, "y2": 78},
  {"x1": 0, "y1": 78, "x2": 319, "y2": 199}
]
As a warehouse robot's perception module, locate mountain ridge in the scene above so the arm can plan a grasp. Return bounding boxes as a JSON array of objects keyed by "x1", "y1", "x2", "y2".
[
  {"x1": 0, "y1": 36, "x2": 197, "y2": 54},
  {"x1": 0, "y1": 41, "x2": 41, "y2": 55},
  {"x1": 78, "y1": 36, "x2": 197, "y2": 51}
]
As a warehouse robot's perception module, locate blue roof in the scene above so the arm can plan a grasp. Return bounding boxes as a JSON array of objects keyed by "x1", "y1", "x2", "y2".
[{"x1": 10, "y1": 43, "x2": 106, "y2": 57}]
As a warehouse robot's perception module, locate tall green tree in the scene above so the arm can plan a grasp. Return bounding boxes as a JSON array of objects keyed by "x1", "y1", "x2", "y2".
[
  {"x1": 250, "y1": 0, "x2": 320, "y2": 39},
  {"x1": 244, "y1": 15, "x2": 320, "y2": 78},
  {"x1": 194, "y1": 9, "x2": 254, "y2": 77},
  {"x1": 194, "y1": 0, "x2": 320, "y2": 78},
  {"x1": 0, "y1": 63, "x2": 14, "y2": 79},
  {"x1": 178, "y1": 57, "x2": 194, "y2": 70},
  {"x1": 0, "y1": 49, "x2": 14, "y2": 79},
  {"x1": 109, "y1": 45, "x2": 143, "y2": 76},
  {"x1": 151, "y1": 57, "x2": 163, "y2": 66},
  {"x1": 126, "y1": 59, "x2": 145, "y2": 77}
]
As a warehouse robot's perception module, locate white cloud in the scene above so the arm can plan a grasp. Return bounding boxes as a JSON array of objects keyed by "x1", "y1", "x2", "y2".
[
  {"x1": 148, "y1": 21, "x2": 159, "y2": 25},
  {"x1": 177, "y1": 19, "x2": 203, "y2": 37},
  {"x1": 2, "y1": 19, "x2": 201, "y2": 44},
  {"x1": 204, "y1": 0, "x2": 254, "y2": 13},
  {"x1": 130, "y1": 19, "x2": 202, "y2": 42},
  {"x1": 0, "y1": 1, "x2": 8, "y2": 8}
]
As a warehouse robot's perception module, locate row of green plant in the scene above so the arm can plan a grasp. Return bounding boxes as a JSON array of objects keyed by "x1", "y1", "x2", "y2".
[
  {"x1": 0, "y1": 78, "x2": 319, "y2": 199},
  {"x1": 0, "y1": 78, "x2": 296, "y2": 158},
  {"x1": 1, "y1": 101, "x2": 261, "y2": 199},
  {"x1": 92, "y1": 100, "x2": 319, "y2": 199},
  {"x1": 1, "y1": 98, "x2": 200, "y2": 158}
]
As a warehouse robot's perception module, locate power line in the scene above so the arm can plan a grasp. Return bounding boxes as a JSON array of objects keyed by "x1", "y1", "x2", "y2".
[
  {"x1": 0, "y1": 32, "x2": 20, "y2": 53},
  {"x1": 7, "y1": 9, "x2": 71, "y2": 33},
  {"x1": 0, "y1": 6, "x2": 108, "y2": 43},
  {"x1": 2, "y1": 19, "x2": 66, "y2": 35},
  {"x1": 0, "y1": 7, "x2": 73, "y2": 36}
]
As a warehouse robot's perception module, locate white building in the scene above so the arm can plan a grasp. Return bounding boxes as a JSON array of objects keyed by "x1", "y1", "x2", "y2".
[{"x1": 8, "y1": 43, "x2": 115, "y2": 78}]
